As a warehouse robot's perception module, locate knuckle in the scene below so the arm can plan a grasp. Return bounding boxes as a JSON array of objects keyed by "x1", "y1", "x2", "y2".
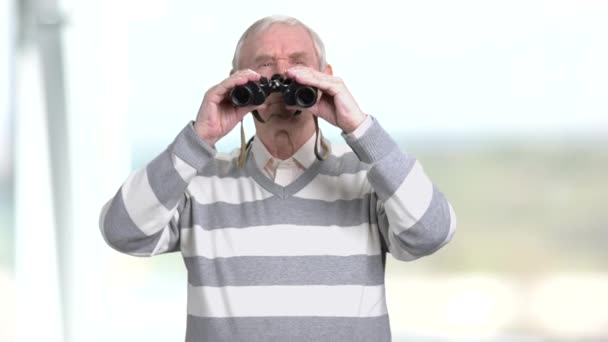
[{"x1": 203, "y1": 88, "x2": 213, "y2": 99}]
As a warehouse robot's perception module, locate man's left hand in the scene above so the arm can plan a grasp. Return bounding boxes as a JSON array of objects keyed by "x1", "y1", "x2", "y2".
[{"x1": 285, "y1": 66, "x2": 367, "y2": 134}]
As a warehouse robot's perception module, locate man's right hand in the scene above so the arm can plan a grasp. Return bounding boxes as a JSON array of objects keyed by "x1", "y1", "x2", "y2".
[{"x1": 194, "y1": 69, "x2": 261, "y2": 146}]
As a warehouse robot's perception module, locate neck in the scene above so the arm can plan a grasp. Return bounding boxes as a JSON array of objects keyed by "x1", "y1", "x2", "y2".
[
  {"x1": 272, "y1": 131, "x2": 296, "y2": 159},
  {"x1": 255, "y1": 115, "x2": 316, "y2": 160}
]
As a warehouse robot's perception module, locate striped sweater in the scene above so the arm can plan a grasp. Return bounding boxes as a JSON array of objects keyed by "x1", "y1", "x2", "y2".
[{"x1": 99, "y1": 117, "x2": 456, "y2": 342}]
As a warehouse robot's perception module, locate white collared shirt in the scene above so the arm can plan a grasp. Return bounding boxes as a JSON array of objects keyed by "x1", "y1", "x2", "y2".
[{"x1": 250, "y1": 116, "x2": 373, "y2": 186}]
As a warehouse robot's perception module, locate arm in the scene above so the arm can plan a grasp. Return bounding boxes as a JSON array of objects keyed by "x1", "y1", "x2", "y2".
[
  {"x1": 284, "y1": 66, "x2": 456, "y2": 261},
  {"x1": 100, "y1": 69, "x2": 263, "y2": 256},
  {"x1": 344, "y1": 117, "x2": 456, "y2": 261},
  {"x1": 99, "y1": 123, "x2": 215, "y2": 256}
]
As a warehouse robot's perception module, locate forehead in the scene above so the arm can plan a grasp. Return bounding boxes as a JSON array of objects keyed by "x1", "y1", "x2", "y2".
[{"x1": 239, "y1": 23, "x2": 317, "y2": 63}]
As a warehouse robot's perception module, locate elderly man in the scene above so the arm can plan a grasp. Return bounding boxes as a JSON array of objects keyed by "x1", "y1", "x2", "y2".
[{"x1": 100, "y1": 15, "x2": 456, "y2": 342}]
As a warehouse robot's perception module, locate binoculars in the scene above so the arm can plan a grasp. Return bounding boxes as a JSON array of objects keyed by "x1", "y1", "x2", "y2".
[{"x1": 230, "y1": 74, "x2": 318, "y2": 108}]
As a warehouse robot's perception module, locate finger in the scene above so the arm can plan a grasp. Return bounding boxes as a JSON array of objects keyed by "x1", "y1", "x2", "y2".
[
  {"x1": 206, "y1": 70, "x2": 261, "y2": 103},
  {"x1": 285, "y1": 67, "x2": 343, "y2": 96},
  {"x1": 234, "y1": 104, "x2": 260, "y2": 117},
  {"x1": 233, "y1": 107, "x2": 252, "y2": 121},
  {"x1": 217, "y1": 69, "x2": 261, "y2": 93}
]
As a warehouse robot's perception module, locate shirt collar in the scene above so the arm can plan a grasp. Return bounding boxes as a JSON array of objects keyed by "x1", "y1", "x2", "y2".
[{"x1": 251, "y1": 132, "x2": 318, "y2": 171}]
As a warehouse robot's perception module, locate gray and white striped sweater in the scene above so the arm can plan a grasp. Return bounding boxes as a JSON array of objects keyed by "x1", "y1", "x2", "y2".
[{"x1": 99, "y1": 117, "x2": 456, "y2": 342}]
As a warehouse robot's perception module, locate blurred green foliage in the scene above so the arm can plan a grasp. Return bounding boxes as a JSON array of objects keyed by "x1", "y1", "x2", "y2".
[{"x1": 405, "y1": 137, "x2": 608, "y2": 274}]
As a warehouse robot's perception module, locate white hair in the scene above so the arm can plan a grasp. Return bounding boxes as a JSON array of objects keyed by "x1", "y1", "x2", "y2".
[{"x1": 231, "y1": 15, "x2": 327, "y2": 70}]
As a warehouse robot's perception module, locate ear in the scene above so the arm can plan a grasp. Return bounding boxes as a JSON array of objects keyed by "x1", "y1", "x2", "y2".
[
  {"x1": 230, "y1": 69, "x2": 235, "y2": 76},
  {"x1": 323, "y1": 63, "x2": 333, "y2": 75}
]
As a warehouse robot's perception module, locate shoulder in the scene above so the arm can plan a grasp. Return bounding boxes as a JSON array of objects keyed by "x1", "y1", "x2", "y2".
[
  {"x1": 322, "y1": 141, "x2": 370, "y2": 176},
  {"x1": 199, "y1": 148, "x2": 246, "y2": 178}
]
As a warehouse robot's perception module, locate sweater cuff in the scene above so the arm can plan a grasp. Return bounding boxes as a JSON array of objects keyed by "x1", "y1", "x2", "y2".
[
  {"x1": 170, "y1": 121, "x2": 217, "y2": 171},
  {"x1": 342, "y1": 116, "x2": 399, "y2": 164}
]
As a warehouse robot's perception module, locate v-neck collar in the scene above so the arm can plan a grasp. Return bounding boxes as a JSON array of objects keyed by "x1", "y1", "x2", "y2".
[
  {"x1": 251, "y1": 132, "x2": 318, "y2": 173},
  {"x1": 244, "y1": 137, "x2": 330, "y2": 199}
]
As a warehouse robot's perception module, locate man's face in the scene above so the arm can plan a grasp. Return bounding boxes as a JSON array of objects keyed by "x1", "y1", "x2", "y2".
[{"x1": 236, "y1": 23, "x2": 320, "y2": 125}]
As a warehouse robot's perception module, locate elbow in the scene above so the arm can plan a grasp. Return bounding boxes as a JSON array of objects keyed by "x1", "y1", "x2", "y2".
[
  {"x1": 391, "y1": 198, "x2": 456, "y2": 261},
  {"x1": 100, "y1": 221, "x2": 159, "y2": 257},
  {"x1": 102, "y1": 230, "x2": 158, "y2": 257},
  {"x1": 99, "y1": 199, "x2": 158, "y2": 257}
]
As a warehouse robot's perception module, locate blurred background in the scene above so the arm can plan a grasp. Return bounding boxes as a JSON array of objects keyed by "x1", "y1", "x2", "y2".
[{"x1": 1, "y1": 0, "x2": 607, "y2": 341}]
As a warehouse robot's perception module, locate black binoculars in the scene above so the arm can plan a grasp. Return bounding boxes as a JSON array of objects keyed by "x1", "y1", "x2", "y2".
[{"x1": 230, "y1": 74, "x2": 318, "y2": 108}]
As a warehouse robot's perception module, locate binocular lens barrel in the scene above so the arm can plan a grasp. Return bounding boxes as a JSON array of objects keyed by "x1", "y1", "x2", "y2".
[
  {"x1": 229, "y1": 75, "x2": 317, "y2": 108},
  {"x1": 294, "y1": 87, "x2": 317, "y2": 108},
  {"x1": 230, "y1": 86, "x2": 254, "y2": 106}
]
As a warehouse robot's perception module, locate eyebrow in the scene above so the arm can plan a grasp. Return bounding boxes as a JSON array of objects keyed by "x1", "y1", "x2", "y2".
[
  {"x1": 288, "y1": 52, "x2": 309, "y2": 60},
  {"x1": 253, "y1": 54, "x2": 274, "y2": 64},
  {"x1": 253, "y1": 52, "x2": 311, "y2": 64}
]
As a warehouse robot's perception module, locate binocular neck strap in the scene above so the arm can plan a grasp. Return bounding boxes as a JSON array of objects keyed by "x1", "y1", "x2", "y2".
[
  {"x1": 313, "y1": 116, "x2": 329, "y2": 161},
  {"x1": 238, "y1": 119, "x2": 247, "y2": 167},
  {"x1": 252, "y1": 110, "x2": 265, "y2": 123}
]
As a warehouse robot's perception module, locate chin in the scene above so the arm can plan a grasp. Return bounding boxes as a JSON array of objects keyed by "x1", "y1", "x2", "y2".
[
  {"x1": 268, "y1": 115, "x2": 300, "y2": 126},
  {"x1": 257, "y1": 109, "x2": 314, "y2": 128}
]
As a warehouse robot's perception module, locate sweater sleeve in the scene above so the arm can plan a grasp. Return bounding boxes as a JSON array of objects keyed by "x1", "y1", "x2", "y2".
[
  {"x1": 343, "y1": 117, "x2": 456, "y2": 261},
  {"x1": 99, "y1": 122, "x2": 216, "y2": 257}
]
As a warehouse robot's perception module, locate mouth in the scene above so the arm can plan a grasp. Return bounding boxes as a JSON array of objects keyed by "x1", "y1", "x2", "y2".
[
  {"x1": 268, "y1": 112, "x2": 295, "y2": 120},
  {"x1": 259, "y1": 100, "x2": 302, "y2": 122},
  {"x1": 264, "y1": 107, "x2": 303, "y2": 122}
]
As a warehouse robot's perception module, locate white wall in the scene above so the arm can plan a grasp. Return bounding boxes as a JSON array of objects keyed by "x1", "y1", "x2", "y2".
[
  {"x1": 0, "y1": 0, "x2": 12, "y2": 178},
  {"x1": 11, "y1": 0, "x2": 608, "y2": 340},
  {"x1": 93, "y1": 0, "x2": 608, "y2": 156},
  {"x1": 0, "y1": 2, "x2": 15, "y2": 342}
]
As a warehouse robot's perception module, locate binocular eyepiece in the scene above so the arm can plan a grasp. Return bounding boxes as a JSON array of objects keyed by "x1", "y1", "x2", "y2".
[{"x1": 230, "y1": 74, "x2": 318, "y2": 108}]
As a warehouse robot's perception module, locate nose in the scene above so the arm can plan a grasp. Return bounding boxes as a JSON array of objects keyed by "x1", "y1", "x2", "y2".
[{"x1": 275, "y1": 59, "x2": 289, "y2": 75}]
